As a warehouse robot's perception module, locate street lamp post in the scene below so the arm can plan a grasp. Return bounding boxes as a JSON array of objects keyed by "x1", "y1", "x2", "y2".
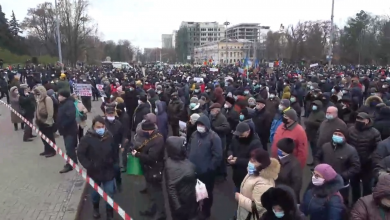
[
  {"x1": 54, "y1": 0, "x2": 63, "y2": 70},
  {"x1": 224, "y1": 21, "x2": 230, "y2": 65},
  {"x1": 327, "y1": 0, "x2": 335, "y2": 67}
]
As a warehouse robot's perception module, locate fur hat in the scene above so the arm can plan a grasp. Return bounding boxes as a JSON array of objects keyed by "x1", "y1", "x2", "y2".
[
  {"x1": 260, "y1": 185, "x2": 298, "y2": 217},
  {"x1": 225, "y1": 96, "x2": 235, "y2": 105}
]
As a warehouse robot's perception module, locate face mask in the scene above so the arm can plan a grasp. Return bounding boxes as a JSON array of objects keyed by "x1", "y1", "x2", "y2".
[
  {"x1": 194, "y1": 89, "x2": 199, "y2": 93},
  {"x1": 239, "y1": 115, "x2": 244, "y2": 121},
  {"x1": 190, "y1": 103, "x2": 197, "y2": 109},
  {"x1": 282, "y1": 117, "x2": 289, "y2": 124},
  {"x1": 273, "y1": 210, "x2": 285, "y2": 218},
  {"x1": 277, "y1": 149, "x2": 284, "y2": 157},
  {"x1": 129, "y1": 88, "x2": 134, "y2": 91},
  {"x1": 325, "y1": 114, "x2": 334, "y2": 120},
  {"x1": 143, "y1": 131, "x2": 150, "y2": 138},
  {"x1": 290, "y1": 97, "x2": 296, "y2": 102},
  {"x1": 283, "y1": 83, "x2": 286, "y2": 86},
  {"x1": 157, "y1": 90, "x2": 162, "y2": 94},
  {"x1": 138, "y1": 100, "x2": 142, "y2": 105},
  {"x1": 355, "y1": 121, "x2": 365, "y2": 130},
  {"x1": 310, "y1": 86, "x2": 314, "y2": 90},
  {"x1": 95, "y1": 128, "x2": 105, "y2": 136},
  {"x1": 332, "y1": 135, "x2": 344, "y2": 144},
  {"x1": 233, "y1": 95, "x2": 238, "y2": 100},
  {"x1": 197, "y1": 126, "x2": 206, "y2": 133},
  {"x1": 247, "y1": 162, "x2": 256, "y2": 175},
  {"x1": 312, "y1": 105, "x2": 318, "y2": 111},
  {"x1": 278, "y1": 105, "x2": 284, "y2": 111},
  {"x1": 244, "y1": 91, "x2": 249, "y2": 95},
  {"x1": 331, "y1": 89, "x2": 335, "y2": 93},
  {"x1": 312, "y1": 176, "x2": 325, "y2": 186},
  {"x1": 224, "y1": 104, "x2": 230, "y2": 109},
  {"x1": 269, "y1": 94, "x2": 275, "y2": 99},
  {"x1": 107, "y1": 116, "x2": 115, "y2": 121},
  {"x1": 155, "y1": 108, "x2": 158, "y2": 114}
]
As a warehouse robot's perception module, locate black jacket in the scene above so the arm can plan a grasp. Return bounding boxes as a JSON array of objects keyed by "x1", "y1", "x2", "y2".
[
  {"x1": 19, "y1": 91, "x2": 35, "y2": 118},
  {"x1": 77, "y1": 129, "x2": 118, "y2": 182},
  {"x1": 228, "y1": 130, "x2": 261, "y2": 187},
  {"x1": 118, "y1": 112, "x2": 131, "y2": 140},
  {"x1": 252, "y1": 107, "x2": 273, "y2": 145},
  {"x1": 132, "y1": 102, "x2": 151, "y2": 131},
  {"x1": 275, "y1": 155, "x2": 303, "y2": 202},
  {"x1": 373, "y1": 107, "x2": 390, "y2": 140},
  {"x1": 315, "y1": 142, "x2": 360, "y2": 183},
  {"x1": 164, "y1": 137, "x2": 198, "y2": 220},
  {"x1": 57, "y1": 97, "x2": 77, "y2": 136},
  {"x1": 104, "y1": 118, "x2": 124, "y2": 157}
]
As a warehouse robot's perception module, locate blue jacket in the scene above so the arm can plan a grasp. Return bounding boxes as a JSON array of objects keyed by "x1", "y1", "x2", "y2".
[
  {"x1": 270, "y1": 107, "x2": 290, "y2": 143},
  {"x1": 188, "y1": 115, "x2": 222, "y2": 174},
  {"x1": 300, "y1": 175, "x2": 345, "y2": 220},
  {"x1": 57, "y1": 97, "x2": 77, "y2": 136},
  {"x1": 156, "y1": 101, "x2": 168, "y2": 141}
]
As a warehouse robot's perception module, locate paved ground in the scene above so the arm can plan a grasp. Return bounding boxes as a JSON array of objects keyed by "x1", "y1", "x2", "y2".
[{"x1": 0, "y1": 98, "x2": 100, "y2": 220}]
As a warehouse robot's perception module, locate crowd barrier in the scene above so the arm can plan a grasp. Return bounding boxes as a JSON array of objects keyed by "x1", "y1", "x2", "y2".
[{"x1": 0, "y1": 100, "x2": 133, "y2": 220}]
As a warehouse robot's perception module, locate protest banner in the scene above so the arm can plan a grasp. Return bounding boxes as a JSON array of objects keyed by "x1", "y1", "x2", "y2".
[{"x1": 74, "y1": 83, "x2": 92, "y2": 96}]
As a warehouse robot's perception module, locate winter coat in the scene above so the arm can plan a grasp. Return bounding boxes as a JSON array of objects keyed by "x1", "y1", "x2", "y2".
[
  {"x1": 275, "y1": 155, "x2": 303, "y2": 203},
  {"x1": 57, "y1": 97, "x2": 78, "y2": 136},
  {"x1": 373, "y1": 138, "x2": 390, "y2": 168},
  {"x1": 209, "y1": 112, "x2": 230, "y2": 150},
  {"x1": 56, "y1": 79, "x2": 71, "y2": 93},
  {"x1": 252, "y1": 107, "x2": 273, "y2": 146},
  {"x1": 10, "y1": 86, "x2": 23, "y2": 123},
  {"x1": 122, "y1": 90, "x2": 138, "y2": 120},
  {"x1": 314, "y1": 142, "x2": 360, "y2": 184},
  {"x1": 282, "y1": 86, "x2": 291, "y2": 99},
  {"x1": 270, "y1": 107, "x2": 290, "y2": 144},
  {"x1": 236, "y1": 158, "x2": 281, "y2": 220},
  {"x1": 350, "y1": 174, "x2": 390, "y2": 220},
  {"x1": 134, "y1": 114, "x2": 158, "y2": 148},
  {"x1": 33, "y1": 86, "x2": 54, "y2": 127},
  {"x1": 167, "y1": 98, "x2": 184, "y2": 124},
  {"x1": 260, "y1": 185, "x2": 306, "y2": 220},
  {"x1": 300, "y1": 174, "x2": 345, "y2": 220},
  {"x1": 228, "y1": 130, "x2": 262, "y2": 187},
  {"x1": 156, "y1": 101, "x2": 168, "y2": 141},
  {"x1": 271, "y1": 122, "x2": 308, "y2": 168},
  {"x1": 305, "y1": 100, "x2": 325, "y2": 142},
  {"x1": 213, "y1": 87, "x2": 225, "y2": 105},
  {"x1": 358, "y1": 96, "x2": 383, "y2": 119},
  {"x1": 348, "y1": 121, "x2": 381, "y2": 169},
  {"x1": 187, "y1": 115, "x2": 223, "y2": 175},
  {"x1": 316, "y1": 118, "x2": 348, "y2": 150},
  {"x1": 18, "y1": 91, "x2": 35, "y2": 119},
  {"x1": 132, "y1": 102, "x2": 152, "y2": 131},
  {"x1": 373, "y1": 106, "x2": 390, "y2": 140},
  {"x1": 77, "y1": 129, "x2": 118, "y2": 182},
  {"x1": 164, "y1": 137, "x2": 198, "y2": 220}
]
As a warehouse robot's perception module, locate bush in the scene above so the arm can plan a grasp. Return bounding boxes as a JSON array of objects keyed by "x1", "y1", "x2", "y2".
[{"x1": 0, "y1": 48, "x2": 58, "y2": 66}]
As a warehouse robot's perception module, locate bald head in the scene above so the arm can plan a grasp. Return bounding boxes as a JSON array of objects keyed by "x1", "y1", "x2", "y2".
[{"x1": 326, "y1": 106, "x2": 338, "y2": 119}]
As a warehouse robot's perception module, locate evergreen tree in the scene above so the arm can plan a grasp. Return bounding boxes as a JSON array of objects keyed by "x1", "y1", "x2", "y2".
[
  {"x1": 0, "y1": 5, "x2": 8, "y2": 26},
  {"x1": 9, "y1": 10, "x2": 21, "y2": 36}
]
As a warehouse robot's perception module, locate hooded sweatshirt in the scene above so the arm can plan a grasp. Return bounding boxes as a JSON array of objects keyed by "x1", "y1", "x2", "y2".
[
  {"x1": 34, "y1": 85, "x2": 54, "y2": 126},
  {"x1": 188, "y1": 115, "x2": 222, "y2": 174}
]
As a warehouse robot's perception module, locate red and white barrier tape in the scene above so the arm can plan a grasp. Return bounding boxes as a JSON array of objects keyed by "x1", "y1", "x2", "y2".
[{"x1": 0, "y1": 100, "x2": 132, "y2": 220}]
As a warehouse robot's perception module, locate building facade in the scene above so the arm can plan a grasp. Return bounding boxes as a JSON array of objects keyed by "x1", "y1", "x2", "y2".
[
  {"x1": 180, "y1": 21, "x2": 226, "y2": 59},
  {"x1": 171, "y1": 30, "x2": 177, "y2": 48},
  {"x1": 193, "y1": 39, "x2": 253, "y2": 64},
  {"x1": 161, "y1": 34, "x2": 173, "y2": 48}
]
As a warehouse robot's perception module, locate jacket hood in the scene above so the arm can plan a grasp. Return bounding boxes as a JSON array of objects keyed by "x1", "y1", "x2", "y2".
[
  {"x1": 47, "y1": 89, "x2": 55, "y2": 97},
  {"x1": 144, "y1": 113, "x2": 157, "y2": 124},
  {"x1": 259, "y1": 158, "x2": 280, "y2": 180},
  {"x1": 312, "y1": 174, "x2": 344, "y2": 197},
  {"x1": 156, "y1": 100, "x2": 166, "y2": 115},
  {"x1": 10, "y1": 86, "x2": 18, "y2": 98},
  {"x1": 373, "y1": 174, "x2": 390, "y2": 202},
  {"x1": 261, "y1": 185, "x2": 299, "y2": 216},
  {"x1": 33, "y1": 85, "x2": 48, "y2": 101},
  {"x1": 365, "y1": 95, "x2": 383, "y2": 106},
  {"x1": 322, "y1": 92, "x2": 331, "y2": 102},
  {"x1": 196, "y1": 114, "x2": 211, "y2": 130},
  {"x1": 166, "y1": 136, "x2": 187, "y2": 160},
  {"x1": 312, "y1": 100, "x2": 323, "y2": 109}
]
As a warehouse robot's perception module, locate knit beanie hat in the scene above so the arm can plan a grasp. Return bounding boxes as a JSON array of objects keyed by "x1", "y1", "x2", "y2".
[
  {"x1": 280, "y1": 99, "x2": 290, "y2": 108},
  {"x1": 58, "y1": 89, "x2": 70, "y2": 98},
  {"x1": 314, "y1": 164, "x2": 337, "y2": 181},
  {"x1": 276, "y1": 138, "x2": 295, "y2": 154},
  {"x1": 284, "y1": 109, "x2": 298, "y2": 122}
]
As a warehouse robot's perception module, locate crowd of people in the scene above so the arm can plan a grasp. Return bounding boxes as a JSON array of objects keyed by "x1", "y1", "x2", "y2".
[{"x1": 2, "y1": 63, "x2": 390, "y2": 220}]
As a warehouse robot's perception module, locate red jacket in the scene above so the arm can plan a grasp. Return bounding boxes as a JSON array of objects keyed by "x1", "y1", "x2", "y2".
[
  {"x1": 271, "y1": 123, "x2": 308, "y2": 168},
  {"x1": 110, "y1": 84, "x2": 117, "y2": 94}
]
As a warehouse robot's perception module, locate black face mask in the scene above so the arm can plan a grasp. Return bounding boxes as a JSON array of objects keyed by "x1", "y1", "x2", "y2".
[
  {"x1": 355, "y1": 121, "x2": 366, "y2": 130},
  {"x1": 282, "y1": 118, "x2": 289, "y2": 124}
]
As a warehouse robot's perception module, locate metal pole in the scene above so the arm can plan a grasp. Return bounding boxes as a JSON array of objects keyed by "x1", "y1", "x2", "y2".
[
  {"x1": 54, "y1": 0, "x2": 63, "y2": 70},
  {"x1": 224, "y1": 21, "x2": 230, "y2": 65},
  {"x1": 328, "y1": 0, "x2": 335, "y2": 67},
  {"x1": 160, "y1": 49, "x2": 162, "y2": 62},
  {"x1": 253, "y1": 26, "x2": 258, "y2": 64}
]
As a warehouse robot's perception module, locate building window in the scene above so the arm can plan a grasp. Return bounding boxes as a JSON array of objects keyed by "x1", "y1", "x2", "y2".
[
  {"x1": 230, "y1": 52, "x2": 232, "y2": 57},
  {"x1": 221, "y1": 52, "x2": 223, "y2": 57},
  {"x1": 234, "y1": 52, "x2": 236, "y2": 57},
  {"x1": 221, "y1": 46, "x2": 224, "y2": 49},
  {"x1": 234, "y1": 59, "x2": 236, "y2": 62},
  {"x1": 218, "y1": 28, "x2": 220, "y2": 31}
]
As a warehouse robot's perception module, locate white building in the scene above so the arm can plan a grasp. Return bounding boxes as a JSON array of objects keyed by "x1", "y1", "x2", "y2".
[
  {"x1": 172, "y1": 30, "x2": 177, "y2": 48},
  {"x1": 161, "y1": 34, "x2": 173, "y2": 48},
  {"x1": 180, "y1": 21, "x2": 226, "y2": 57}
]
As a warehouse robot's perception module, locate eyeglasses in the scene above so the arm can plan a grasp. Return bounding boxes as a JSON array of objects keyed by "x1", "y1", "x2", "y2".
[{"x1": 311, "y1": 171, "x2": 321, "y2": 179}]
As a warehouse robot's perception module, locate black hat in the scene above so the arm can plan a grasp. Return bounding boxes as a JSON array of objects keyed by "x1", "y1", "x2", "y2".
[
  {"x1": 256, "y1": 97, "x2": 266, "y2": 104},
  {"x1": 225, "y1": 96, "x2": 235, "y2": 105},
  {"x1": 233, "y1": 122, "x2": 250, "y2": 136},
  {"x1": 58, "y1": 89, "x2": 70, "y2": 98},
  {"x1": 276, "y1": 138, "x2": 295, "y2": 154},
  {"x1": 105, "y1": 107, "x2": 116, "y2": 114},
  {"x1": 251, "y1": 148, "x2": 271, "y2": 168},
  {"x1": 139, "y1": 95, "x2": 147, "y2": 103},
  {"x1": 141, "y1": 121, "x2": 155, "y2": 131}
]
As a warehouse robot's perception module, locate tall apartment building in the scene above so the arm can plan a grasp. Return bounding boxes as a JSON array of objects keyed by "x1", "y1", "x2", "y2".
[
  {"x1": 161, "y1": 34, "x2": 173, "y2": 48},
  {"x1": 180, "y1": 21, "x2": 226, "y2": 58},
  {"x1": 172, "y1": 30, "x2": 177, "y2": 48}
]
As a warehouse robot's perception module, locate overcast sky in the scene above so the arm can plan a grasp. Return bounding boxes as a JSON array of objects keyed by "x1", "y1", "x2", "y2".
[{"x1": 2, "y1": 0, "x2": 390, "y2": 50}]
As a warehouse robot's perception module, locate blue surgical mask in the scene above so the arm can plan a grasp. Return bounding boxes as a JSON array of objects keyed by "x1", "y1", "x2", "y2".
[
  {"x1": 331, "y1": 88, "x2": 335, "y2": 93},
  {"x1": 248, "y1": 162, "x2": 256, "y2": 175},
  {"x1": 190, "y1": 103, "x2": 197, "y2": 109},
  {"x1": 277, "y1": 149, "x2": 284, "y2": 157},
  {"x1": 312, "y1": 105, "x2": 318, "y2": 111},
  {"x1": 95, "y1": 128, "x2": 105, "y2": 136},
  {"x1": 273, "y1": 209, "x2": 285, "y2": 218},
  {"x1": 290, "y1": 97, "x2": 296, "y2": 102},
  {"x1": 332, "y1": 135, "x2": 344, "y2": 144},
  {"x1": 244, "y1": 91, "x2": 249, "y2": 95},
  {"x1": 326, "y1": 114, "x2": 334, "y2": 120},
  {"x1": 239, "y1": 115, "x2": 244, "y2": 121}
]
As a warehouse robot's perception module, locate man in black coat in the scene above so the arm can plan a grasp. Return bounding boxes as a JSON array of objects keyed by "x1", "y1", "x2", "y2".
[{"x1": 19, "y1": 84, "x2": 36, "y2": 141}]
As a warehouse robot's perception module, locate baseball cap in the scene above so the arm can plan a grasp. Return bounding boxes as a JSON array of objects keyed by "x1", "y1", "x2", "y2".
[{"x1": 233, "y1": 122, "x2": 250, "y2": 136}]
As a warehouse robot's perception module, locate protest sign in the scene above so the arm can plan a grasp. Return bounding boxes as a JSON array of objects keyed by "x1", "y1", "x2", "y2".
[
  {"x1": 96, "y1": 84, "x2": 107, "y2": 97},
  {"x1": 74, "y1": 83, "x2": 92, "y2": 96}
]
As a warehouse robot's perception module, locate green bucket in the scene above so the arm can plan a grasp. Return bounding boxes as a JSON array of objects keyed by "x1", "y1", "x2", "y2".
[{"x1": 126, "y1": 155, "x2": 143, "y2": 176}]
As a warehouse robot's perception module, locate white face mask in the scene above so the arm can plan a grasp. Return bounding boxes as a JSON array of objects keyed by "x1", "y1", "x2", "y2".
[
  {"x1": 269, "y1": 94, "x2": 275, "y2": 99},
  {"x1": 155, "y1": 108, "x2": 158, "y2": 114},
  {"x1": 197, "y1": 126, "x2": 206, "y2": 133},
  {"x1": 312, "y1": 176, "x2": 325, "y2": 186},
  {"x1": 224, "y1": 104, "x2": 230, "y2": 108},
  {"x1": 138, "y1": 100, "x2": 142, "y2": 105},
  {"x1": 107, "y1": 116, "x2": 115, "y2": 122}
]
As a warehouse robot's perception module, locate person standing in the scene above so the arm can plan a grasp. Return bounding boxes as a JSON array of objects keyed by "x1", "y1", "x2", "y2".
[
  {"x1": 167, "y1": 92, "x2": 184, "y2": 136},
  {"x1": 131, "y1": 121, "x2": 166, "y2": 220},
  {"x1": 57, "y1": 90, "x2": 78, "y2": 173},
  {"x1": 19, "y1": 84, "x2": 36, "y2": 142},
  {"x1": 33, "y1": 85, "x2": 56, "y2": 157},
  {"x1": 10, "y1": 86, "x2": 24, "y2": 131},
  {"x1": 77, "y1": 116, "x2": 117, "y2": 220}
]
